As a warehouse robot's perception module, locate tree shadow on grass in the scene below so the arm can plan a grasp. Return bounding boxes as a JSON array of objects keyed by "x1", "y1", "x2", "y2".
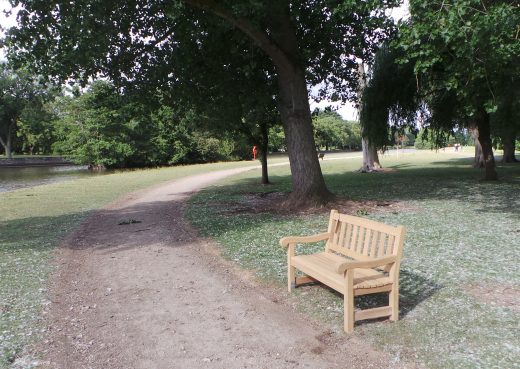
[
  {"x1": 207, "y1": 162, "x2": 520, "y2": 218},
  {"x1": 0, "y1": 212, "x2": 88, "y2": 253},
  {"x1": 0, "y1": 194, "x2": 196, "y2": 255},
  {"x1": 329, "y1": 162, "x2": 519, "y2": 216}
]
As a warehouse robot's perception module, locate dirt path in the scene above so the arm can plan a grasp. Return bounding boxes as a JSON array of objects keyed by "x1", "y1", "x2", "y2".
[{"x1": 35, "y1": 168, "x2": 412, "y2": 369}]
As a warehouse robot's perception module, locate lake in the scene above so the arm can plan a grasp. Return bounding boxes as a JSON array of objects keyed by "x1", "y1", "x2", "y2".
[{"x1": 0, "y1": 165, "x2": 108, "y2": 193}]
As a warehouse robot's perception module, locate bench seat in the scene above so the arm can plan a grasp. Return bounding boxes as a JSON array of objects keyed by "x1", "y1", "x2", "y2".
[{"x1": 292, "y1": 252, "x2": 393, "y2": 294}]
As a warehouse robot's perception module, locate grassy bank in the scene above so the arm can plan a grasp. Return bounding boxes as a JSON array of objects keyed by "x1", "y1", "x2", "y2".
[
  {"x1": 0, "y1": 160, "x2": 259, "y2": 368},
  {"x1": 186, "y1": 151, "x2": 520, "y2": 369}
]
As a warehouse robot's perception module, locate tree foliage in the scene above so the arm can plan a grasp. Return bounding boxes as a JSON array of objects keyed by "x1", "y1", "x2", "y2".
[
  {"x1": 52, "y1": 81, "x2": 245, "y2": 167},
  {"x1": 313, "y1": 110, "x2": 361, "y2": 151},
  {"x1": 359, "y1": 44, "x2": 419, "y2": 149},
  {"x1": 399, "y1": 0, "x2": 519, "y2": 117}
]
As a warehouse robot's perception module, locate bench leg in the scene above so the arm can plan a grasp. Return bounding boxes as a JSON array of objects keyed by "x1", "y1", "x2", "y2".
[
  {"x1": 287, "y1": 244, "x2": 296, "y2": 293},
  {"x1": 389, "y1": 285, "x2": 399, "y2": 321},
  {"x1": 288, "y1": 264, "x2": 296, "y2": 292},
  {"x1": 344, "y1": 270, "x2": 354, "y2": 333}
]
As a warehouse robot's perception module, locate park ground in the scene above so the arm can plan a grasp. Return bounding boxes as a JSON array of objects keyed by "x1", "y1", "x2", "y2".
[{"x1": 1, "y1": 149, "x2": 519, "y2": 368}]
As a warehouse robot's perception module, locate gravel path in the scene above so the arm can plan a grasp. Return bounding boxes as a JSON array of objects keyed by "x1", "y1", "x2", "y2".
[{"x1": 35, "y1": 168, "x2": 413, "y2": 369}]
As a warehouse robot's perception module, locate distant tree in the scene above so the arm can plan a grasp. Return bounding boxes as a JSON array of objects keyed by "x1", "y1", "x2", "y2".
[
  {"x1": 312, "y1": 110, "x2": 361, "y2": 151},
  {"x1": 0, "y1": 64, "x2": 50, "y2": 158},
  {"x1": 150, "y1": 106, "x2": 244, "y2": 165},
  {"x1": 344, "y1": 121, "x2": 362, "y2": 151},
  {"x1": 268, "y1": 126, "x2": 286, "y2": 152},
  {"x1": 52, "y1": 83, "x2": 242, "y2": 167},
  {"x1": 313, "y1": 111, "x2": 344, "y2": 151},
  {"x1": 52, "y1": 81, "x2": 134, "y2": 168},
  {"x1": 16, "y1": 100, "x2": 57, "y2": 155}
]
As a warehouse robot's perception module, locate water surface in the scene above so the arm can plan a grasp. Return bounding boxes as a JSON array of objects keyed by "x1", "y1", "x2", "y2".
[{"x1": 0, "y1": 165, "x2": 107, "y2": 193}]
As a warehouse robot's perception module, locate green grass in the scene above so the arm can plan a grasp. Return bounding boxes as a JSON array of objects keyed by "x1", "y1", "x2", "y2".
[
  {"x1": 186, "y1": 150, "x2": 520, "y2": 369},
  {"x1": 0, "y1": 160, "x2": 257, "y2": 368}
]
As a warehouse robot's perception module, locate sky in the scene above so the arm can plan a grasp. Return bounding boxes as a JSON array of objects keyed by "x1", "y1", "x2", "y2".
[
  {"x1": 0, "y1": 1, "x2": 409, "y2": 121},
  {"x1": 310, "y1": 2, "x2": 410, "y2": 120},
  {"x1": 0, "y1": 1, "x2": 18, "y2": 61}
]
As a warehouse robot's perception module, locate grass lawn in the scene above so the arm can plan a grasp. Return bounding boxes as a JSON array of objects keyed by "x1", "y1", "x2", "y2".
[
  {"x1": 186, "y1": 150, "x2": 520, "y2": 369},
  {"x1": 0, "y1": 160, "x2": 257, "y2": 368}
]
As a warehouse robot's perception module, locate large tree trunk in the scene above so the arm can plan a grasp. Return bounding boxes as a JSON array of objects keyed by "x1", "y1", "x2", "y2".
[
  {"x1": 276, "y1": 67, "x2": 331, "y2": 204},
  {"x1": 269, "y1": 4, "x2": 331, "y2": 205},
  {"x1": 501, "y1": 132, "x2": 518, "y2": 163},
  {"x1": 371, "y1": 146, "x2": 381, "y2": 167},
  {"x1": 475, "y1": 110, "x2": 498, "y2": 180}
]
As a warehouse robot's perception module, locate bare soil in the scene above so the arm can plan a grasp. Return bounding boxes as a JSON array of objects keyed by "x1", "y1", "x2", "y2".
[
  {"x1": 467, "y1": 283, "x2": 520, "y2": 312},
  {"x1": 33, "y1": 168, "x2": 415, "y2": 369},
  {"x1": 220, "y1": 191, "x2": 409, "y2": 217}
]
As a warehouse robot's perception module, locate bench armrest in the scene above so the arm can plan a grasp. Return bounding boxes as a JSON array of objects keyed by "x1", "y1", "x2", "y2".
[
  {"x1": 279, "y1": 232, "x2": 331, "y2": 248},
  {"x1": 335, "y1": 256, "x2": 397, "y2": 274}
]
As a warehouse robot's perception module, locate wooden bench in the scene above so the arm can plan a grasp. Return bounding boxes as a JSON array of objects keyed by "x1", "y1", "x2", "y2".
[{"x1": 280, "y1": 210, "x2": 406, "y2": 332}]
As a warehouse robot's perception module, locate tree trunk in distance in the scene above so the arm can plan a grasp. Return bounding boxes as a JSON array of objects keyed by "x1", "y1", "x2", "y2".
[
  {"x1": 501, "y1": 133, "x2": 518, "y2": 163},
  {"x1": 5, "y1": 134, "x2": 12, "y2": 159},
  {"x1": 0, "y1": 136, "x2": 7, "y2": 158},
  {"x1": 0, "y1": 122, "x2": 14, "y2": 159},
  {"x1": 470, "y1": 126, "x2": 484, "y2": 168},
  {"x1": 260, "y1": 123, "x2": 270, "y2": 185},
  {"x1": 357, "y1": 62, "x2": 381, "y2": 172},
  {"x1": 371, "y1": 145, "x2": 381, "y2": 168},
  {"x1": 360, "y1": 137, "x2": 373, "y2": 172},
  {"x1": 476, "y1": 111, "x2": 498, "y2": 180}
]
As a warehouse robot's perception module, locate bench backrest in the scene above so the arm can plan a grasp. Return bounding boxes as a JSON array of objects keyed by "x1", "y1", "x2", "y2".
[{"x1": 325, "y1": 210, "x2": 406, "y2": 265}]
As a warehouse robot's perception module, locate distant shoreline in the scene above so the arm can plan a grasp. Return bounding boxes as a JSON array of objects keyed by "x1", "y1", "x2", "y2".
[{"x1": 0, "y1": 156, "x2": 74, "y2": 168}]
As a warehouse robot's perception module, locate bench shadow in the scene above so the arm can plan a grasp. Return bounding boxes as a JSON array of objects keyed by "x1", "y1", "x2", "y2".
[
  {"x1": 298, "y1": 268, "x2": 441, "y2": 323},
  {"x1": 355, "y1": 268, "x2": 441, "y2": 318}
]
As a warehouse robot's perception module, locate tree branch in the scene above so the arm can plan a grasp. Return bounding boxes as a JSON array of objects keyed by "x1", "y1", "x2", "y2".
[{"x1": 182, "y1": 0, "x2": 293, "y2": 72}]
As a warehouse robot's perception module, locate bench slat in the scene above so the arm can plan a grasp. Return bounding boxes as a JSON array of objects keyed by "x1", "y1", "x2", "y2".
[
  {"x1": 362, "y1": 228, "x2": 372, "y2": 256},
  {"x1": 370, "y1": 231, "x2": 380, "y2": 257},
  {"x1": 355, "y1": 306, "x2": 392, "y2": 321}
]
